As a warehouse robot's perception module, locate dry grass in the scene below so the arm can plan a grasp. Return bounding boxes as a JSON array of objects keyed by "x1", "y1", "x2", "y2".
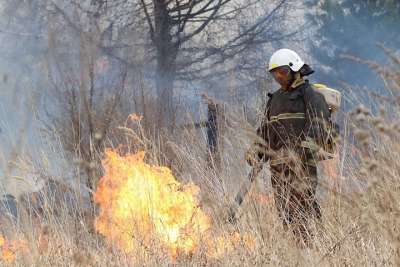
[{"x1": 1, "y1": 52, "x2": 400, "y2": 266}]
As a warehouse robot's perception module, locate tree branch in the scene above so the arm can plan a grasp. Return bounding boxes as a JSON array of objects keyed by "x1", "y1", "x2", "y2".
[
  {"x1": 140, "y1": 0, "x2": 155, "y2": 41},
  {"x1": 179, "y1": 0, "x2": 226, "y2": 44}
]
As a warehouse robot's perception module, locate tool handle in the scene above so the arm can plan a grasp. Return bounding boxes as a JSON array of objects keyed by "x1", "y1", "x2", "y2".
[
  {"x1": 227, "y1": 164, "x2": 264, "y2": 223},
  {"x1": 234, "y1": 164, "x2": 263, "y2": 205}
]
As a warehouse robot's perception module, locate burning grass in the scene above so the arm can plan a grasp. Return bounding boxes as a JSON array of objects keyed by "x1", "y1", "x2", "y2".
[
  {"x1": 0, "y1": 234, "x2": 28, "y2": 264},
  {"x1": 1, "y1": 112, "x2": 398, "y2": 266},
  {"x1": 0, "y1": 120, "x2": 399, "y2": 266},
  {"x1": 1, "y1": 51, "x2": 400, "y2": 266},
  {"x1": 94, "y1": 149, "x2": 211, "y2": 259},
  {"x1": 94, "y1": 149, "x2": 255, "y2": 261}
]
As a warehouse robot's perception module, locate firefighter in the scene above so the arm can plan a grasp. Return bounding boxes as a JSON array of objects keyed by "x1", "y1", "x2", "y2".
[{"x1": 247, "y1": 48, "x2": 331, "y2": 246}]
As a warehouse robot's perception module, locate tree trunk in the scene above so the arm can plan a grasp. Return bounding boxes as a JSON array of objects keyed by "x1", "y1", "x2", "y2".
[
  {"x1": 155, "y1": 63, "x2": 175, "y2": 129},
  {"x1": 154, "y1": 0, "x2": 178, "y2": 129}
]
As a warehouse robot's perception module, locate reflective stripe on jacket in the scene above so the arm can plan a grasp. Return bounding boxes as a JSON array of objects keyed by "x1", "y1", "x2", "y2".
[{"x1": 257, "y1": 79, "x2": 330, "y2": 165}]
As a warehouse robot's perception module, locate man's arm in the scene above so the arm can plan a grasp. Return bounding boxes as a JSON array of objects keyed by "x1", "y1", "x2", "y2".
[
  {"x1": 301, "y1": 86, "x2": 331, "y2": 156},
  {"x1": 246, "y1": 96, "x2": 272, "y2": 166}
]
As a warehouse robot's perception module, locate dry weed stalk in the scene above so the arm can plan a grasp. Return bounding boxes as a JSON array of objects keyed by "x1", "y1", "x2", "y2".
[{"x1": 1, "y1": 48, "x2": 400, "y2": 266}]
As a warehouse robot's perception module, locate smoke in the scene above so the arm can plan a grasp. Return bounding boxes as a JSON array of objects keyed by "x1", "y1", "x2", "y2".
[
  {"x1": 0, "y1": 1, "x2": 54, "y2": 196},
  {"x1": 3, "y1": 0, "x2": 396, "y2": 196},
  {"x1": 306, "y1": 0, "x2": 400, "y2": 98}
]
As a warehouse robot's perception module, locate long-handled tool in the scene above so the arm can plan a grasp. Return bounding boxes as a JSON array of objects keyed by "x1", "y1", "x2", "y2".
[{"x1": 227, "y1": 163, "x2": 264, "y2": 223}]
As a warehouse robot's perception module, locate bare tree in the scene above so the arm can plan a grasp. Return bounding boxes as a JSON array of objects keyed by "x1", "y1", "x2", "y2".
[
  {"x1": 47, "y1": 0, "x2": 298, "y2": 129},
  {"x1": 136, "y1": 0, "x2": 298, "y2": 128},
  {"x1": 43, "y1": 1, "x2": 134, "y2": 199},
  {"x1": 0, "y1": 0, "x2": 300, "y2": 200}
]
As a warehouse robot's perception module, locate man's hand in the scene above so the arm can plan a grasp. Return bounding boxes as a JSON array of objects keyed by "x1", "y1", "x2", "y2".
[
  {"x1": 245, "y1": 148, "x2": 259, "y2": 166},
  {"x1": 226, "y1": 206, "x2": 238, "y2": 224},
  {"x1": 245, "y1": 142, "x2": 267, "y2": 166}
]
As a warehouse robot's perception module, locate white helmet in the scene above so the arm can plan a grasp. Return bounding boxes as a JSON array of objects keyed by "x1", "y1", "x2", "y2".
[{"x1": 268, "y1": 48, "x2": 305, "y2": 72}]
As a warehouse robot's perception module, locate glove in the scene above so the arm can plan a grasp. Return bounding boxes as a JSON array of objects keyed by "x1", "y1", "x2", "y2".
[
  {"x1": 300, "y1": 137, "x2": 321, "y2": 157},
  {"x1": 245, "y1": 142, "x2": 268, "y2": 166}
]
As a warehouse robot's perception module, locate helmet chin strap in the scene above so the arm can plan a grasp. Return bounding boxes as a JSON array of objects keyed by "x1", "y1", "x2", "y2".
[
  {"x1": 290, "y1": 72, "x2": 305, "y2": 89},
  {"x1": 280, "y1": 71, "x2": 302, "y2": 91}
]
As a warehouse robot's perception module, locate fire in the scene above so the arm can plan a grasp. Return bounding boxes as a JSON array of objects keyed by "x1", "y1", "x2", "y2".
[
  {"x1": 0, "y1": 235, "x2": 28, "y2": 264},
  {"x1": 127, "y1": 113, "x2": 143, "y2": 122},
  {"x1": 206, "y1": 232, "x2": 256, "y2": 258},
  {"x1": 94, "y1": 150, "x2": 212, "y2": 258},
  {"x1": 248, "y1": 191, "x2": 271, "y2": 206}
]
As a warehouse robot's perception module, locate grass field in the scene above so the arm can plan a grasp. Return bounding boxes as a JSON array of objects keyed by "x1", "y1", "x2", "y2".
[{"x1": 1, "y1": 55, "x2": 399, "y2": 266}]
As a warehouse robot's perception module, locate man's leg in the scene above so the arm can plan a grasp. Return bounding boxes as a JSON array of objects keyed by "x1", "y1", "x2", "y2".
[
  {"x1": 271, "y1": 164, "x2": 321, "y2": 246},
  {"x1": 289, "y1": 165, "x2": 321, "y2": 246},
  {"x1": 271, "y1": 165, "x2": 293, "y2": 230},
  {"x1": 307, "y1": 165, "x2": 322, "y2": 220}
]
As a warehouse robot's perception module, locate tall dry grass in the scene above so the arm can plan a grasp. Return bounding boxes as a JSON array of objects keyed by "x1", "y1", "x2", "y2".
[{"x1": 1, "y1": 50, "x2": 400, "y2": 266}]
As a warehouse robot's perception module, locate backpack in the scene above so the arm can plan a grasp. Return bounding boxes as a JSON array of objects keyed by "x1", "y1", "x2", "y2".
[
  {"x1": 311, "y1": 83, "x2": 341, "y2": 158},
  {"x1": 265, "y1": 83, "x2": 341, "y2": 159}
]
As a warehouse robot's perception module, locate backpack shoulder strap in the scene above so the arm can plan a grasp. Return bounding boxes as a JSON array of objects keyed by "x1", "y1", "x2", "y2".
[{"x1": 265, "y1": 92, "x2": 274, "y2": 120}]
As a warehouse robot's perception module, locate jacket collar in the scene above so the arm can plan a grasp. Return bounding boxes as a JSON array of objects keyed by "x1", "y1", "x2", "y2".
[
  {"x1": 290, "y1": 73, "x2": 306, "y2": 89},
  {"x1": 279, "y1": 77, "x2": 306, "y2": 93}
]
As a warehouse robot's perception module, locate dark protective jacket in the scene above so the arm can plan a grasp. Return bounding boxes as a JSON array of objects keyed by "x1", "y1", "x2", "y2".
[{"x1": 256, "y1": 79, "x2": 331, "y2": 166}]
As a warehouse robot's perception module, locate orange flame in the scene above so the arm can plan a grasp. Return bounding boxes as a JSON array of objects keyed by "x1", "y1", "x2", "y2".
[
  {"x1": 127, "y1": 113, "x2": 143, "y2": 122},
  {"x1": 0, "y1": 235, "x2": 28, "y2": 264},
  {"x1": 206, "y1": 232, "x2": 256, "y2": 258},
  {"x1": 248, "y1": 191, "x2": 271, "y2": 206},
  {"x1": 94, "y1": 150, "x2": 212, "y2": 259},
  {"x1": 94, "y1": 150, "x2": 256, "y2": 260}
]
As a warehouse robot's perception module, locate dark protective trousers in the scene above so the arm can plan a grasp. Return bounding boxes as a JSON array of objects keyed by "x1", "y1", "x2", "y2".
[{"x1": 270, "y1": 163, "x2": 321, "y2": 245}]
